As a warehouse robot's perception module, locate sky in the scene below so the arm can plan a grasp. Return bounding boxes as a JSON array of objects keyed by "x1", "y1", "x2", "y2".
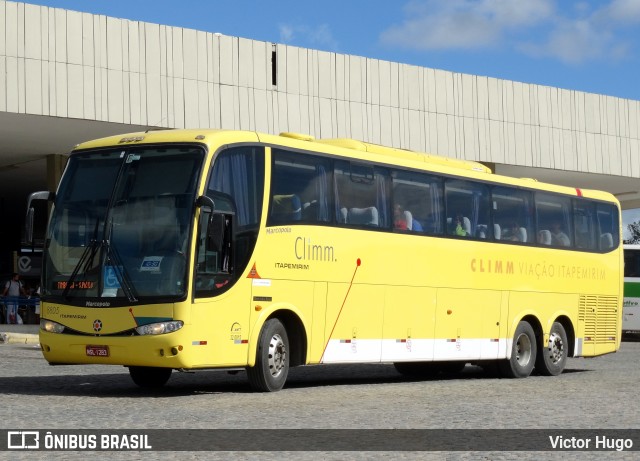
[{"x1": 21, "y1": 0, "x2": 640, "y2": 102}]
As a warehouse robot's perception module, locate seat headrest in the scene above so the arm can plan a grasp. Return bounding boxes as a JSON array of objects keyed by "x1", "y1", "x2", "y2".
[
  {"x1": 538, "y1": 230, "x2": 551, "y2": 245},
  {"x1": 348, "y1": 207, "x2": 379, "y2": 226},
  {"x1": 518, "y1": 227, "x2": 527, "y2": 243},
  {"x1": 403, "y1": 210, "x2": 413, "y2": 230},
  {"x1": 600, "y1": 233, "x2": 613, "y2": 249}
]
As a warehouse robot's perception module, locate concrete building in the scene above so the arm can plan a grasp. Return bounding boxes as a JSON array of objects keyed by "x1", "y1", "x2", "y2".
[{"x1": 1, "y1": 0, "x2": 640, "y2": 277}]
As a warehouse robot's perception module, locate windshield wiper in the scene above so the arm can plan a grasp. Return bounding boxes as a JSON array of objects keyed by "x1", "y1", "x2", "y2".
[
  {"x1": 62, "y1": 218, "x2": 101, "y2": 300},
  {"x1": 62, "y1": 152, "x2": 140, "y2": 302},
  {"x1": 102, "y1": 218, "x2": 138, "y2": 303},
  {"x1": 93, "y1": 152, "x2": 138, "y2": 303}
]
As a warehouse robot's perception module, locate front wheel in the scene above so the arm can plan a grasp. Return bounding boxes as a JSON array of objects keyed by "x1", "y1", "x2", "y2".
[
  {"x1": 246, "y1": 318, "x2": 290, "y2": 392},
  {"x1": 535, "y1": 322, "x2": 568, "y2": 376},
  {"x1": 129, "y1": 366, "x2": 172, "y2": 388},
  {"x1": 499, "y1": 321, "x2": 537, "y2": 378}
]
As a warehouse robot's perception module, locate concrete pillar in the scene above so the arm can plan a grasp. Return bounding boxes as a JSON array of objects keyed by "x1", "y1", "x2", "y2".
[{"x1": 46, "y1": 154, "x2": 67, "y2": 192}]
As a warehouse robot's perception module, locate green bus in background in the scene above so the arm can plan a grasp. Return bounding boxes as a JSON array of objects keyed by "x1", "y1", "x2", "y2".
[{"x1": 624, "y1": 244, "x2": 640, "y2": 335}]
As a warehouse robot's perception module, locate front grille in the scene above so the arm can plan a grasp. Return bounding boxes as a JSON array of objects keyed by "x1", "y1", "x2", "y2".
[{"x1": 61, "y1": 327, "x2": 137, "y2": 337}]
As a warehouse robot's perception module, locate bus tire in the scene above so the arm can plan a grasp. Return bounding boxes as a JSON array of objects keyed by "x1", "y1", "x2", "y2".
[
  {"x1": 128, "y1": 366, "x2": 172, "y2": 388},
  {"x1": 499, "y1": 321, "x2": 536, "y2": 378},
  {"x1": 393, "y1": 362, "x2": 440, "y2": 377},
  {"x1": 247, "y1": 318, "x2": 289, "y2": 392},
  {"x1": 535, "y1": 322, "x2": 568, "y2": 376}
]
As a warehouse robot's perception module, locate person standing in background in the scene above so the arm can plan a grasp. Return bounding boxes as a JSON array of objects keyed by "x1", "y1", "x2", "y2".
[{"x1": 2, "y1": 273, "x2": 27, "y2": 324}]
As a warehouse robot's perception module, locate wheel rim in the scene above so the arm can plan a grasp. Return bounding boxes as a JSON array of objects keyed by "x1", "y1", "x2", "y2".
[
  {"x1": 548, "y1": 331, "x2": 564, "y2": 364},
  {"x1": 267, "y1": 333, "x2": 287, "y2": 378},
  {"x1": 515, "y1": 332, "x2": 532, "y2": 367}
]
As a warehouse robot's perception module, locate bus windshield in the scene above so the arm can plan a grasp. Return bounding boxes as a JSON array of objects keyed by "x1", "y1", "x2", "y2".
[{"x1": 43, "y1": 145, "x2": 204, "y2": 304}]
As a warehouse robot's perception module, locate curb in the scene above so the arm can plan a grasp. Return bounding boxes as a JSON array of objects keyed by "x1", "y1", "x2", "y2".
[{"x1": 0, "y1": 332, "x2": 40, "y2": 345}]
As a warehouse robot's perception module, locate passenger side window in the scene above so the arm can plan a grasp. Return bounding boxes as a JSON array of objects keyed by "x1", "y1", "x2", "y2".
[
  {"x1": 269, "y1": 149, "x2": 331, "y2": 225},
  {"x1": 596, "y1": 203, "x2": 620, "y2": 251},
  {"x1": 535, "y1": 193, "x2": 573, "y2": 248},
  {"x1": 445, "y1": 179, "x2": 491, "y2": 239},
  {"x1": 208, "y1": 147, "x2": 264, "y2": 229},
  {"x1": 335, "y1": 161, "x2": 390, "y2": 228},
  {"x1": 572, "y1": 200, "x2": 596, "y2": 250},
  {"x1": 492, "y1": 187, "x2": 533, "y2": 243},
  {"x1": 392, "y1": 171, "x2": 443, "y2": 234}
]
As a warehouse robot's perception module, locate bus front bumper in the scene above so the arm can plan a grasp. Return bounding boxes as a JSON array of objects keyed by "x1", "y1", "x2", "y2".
[{"x1": 39, "y1": 330, "x2": 193, "y2": 368}]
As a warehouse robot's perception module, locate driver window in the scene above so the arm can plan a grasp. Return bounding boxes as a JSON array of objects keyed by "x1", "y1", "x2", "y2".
[{"x1": 195, "y1": 146, "x2": 264, "y2": 298}]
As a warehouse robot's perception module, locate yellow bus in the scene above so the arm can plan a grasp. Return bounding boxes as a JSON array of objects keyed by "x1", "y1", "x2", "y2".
[{"x1": 27, "y1": 129, "x2": 623, "y2": 392}]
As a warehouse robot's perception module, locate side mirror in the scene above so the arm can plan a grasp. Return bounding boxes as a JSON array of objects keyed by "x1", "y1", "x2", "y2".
[
  {"x1": 25, "y1": 191, "x2": 54, "y2": 245},
  {"x1": 25, "y1": 208, "x2": 35, "y2": 245},
  {"x1": 196, "y1": 195, "x2": 215, "y2": 214}
]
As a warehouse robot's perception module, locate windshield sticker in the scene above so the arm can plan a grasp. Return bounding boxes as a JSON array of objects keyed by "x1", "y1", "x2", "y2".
[
  {"x1": 125, "y1": 153, "x2": 141, "y2": 163},
  {"x1": 103, "y1": 266, "x2": 122, "y2": 289},
  {"x1": 140, "y1": 256, "x2": 163, "y2": 272},
  {"x1": 102, "y1": 266, "x2": 122, "y2": 297}
]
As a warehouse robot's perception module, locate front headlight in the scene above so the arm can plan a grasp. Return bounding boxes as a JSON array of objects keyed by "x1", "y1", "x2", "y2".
[
  {"x1": 40, "y1": 319, "x2": 65, "y2": 334},
  {"x1": 135, "y1": 320, "x2": 184, "y2": 336}
]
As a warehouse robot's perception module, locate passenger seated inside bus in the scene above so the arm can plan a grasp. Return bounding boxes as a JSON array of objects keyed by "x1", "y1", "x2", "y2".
[
  {"x1": 505, "y1": 222, "x2": 527, "y2": 242},
  {"x1": 551, "y1": 222, "x2": 570, "y2": 247},
  {"x1": 394, "y1": 204, "x2": 409, "y2": 230},
  {"x1": 450, "y1": 214, "x2": 469, "y2": 237},
  {"x1": 505, "y1": 222, "x2": 520, "y2": 241}
]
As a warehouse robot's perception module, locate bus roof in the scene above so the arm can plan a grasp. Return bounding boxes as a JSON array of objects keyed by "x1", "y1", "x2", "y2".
[
  {"x1": 72, "y1": 128, "x2": 619, "y2": 205},
  {"x1": 282, "y1": 134, "x2": 492, "y2": 174}
]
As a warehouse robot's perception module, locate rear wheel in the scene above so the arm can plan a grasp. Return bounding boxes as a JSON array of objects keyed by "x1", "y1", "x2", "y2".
[
  {"x1": 499, "y1": 321, "x2": 536, "y2": 378},
  {"x1": 535, "y1": 322, "x2": 568, "y2": 376},
  {"x1": 247, "y1": 319, "x2": 289, "y2": 392},
  {"x1": 129, "y1": 366, "x2": 172, "y2": 388}
]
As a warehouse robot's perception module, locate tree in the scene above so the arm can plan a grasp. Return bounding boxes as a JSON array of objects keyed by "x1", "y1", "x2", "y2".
[{"x1": 626, "y1": 221, "x2": 640, "y2": 244}]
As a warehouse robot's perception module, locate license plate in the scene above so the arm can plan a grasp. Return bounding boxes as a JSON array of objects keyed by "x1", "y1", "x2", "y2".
[{"x1": 86, "y1": 345, "x2": 109, "y2": 357}]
